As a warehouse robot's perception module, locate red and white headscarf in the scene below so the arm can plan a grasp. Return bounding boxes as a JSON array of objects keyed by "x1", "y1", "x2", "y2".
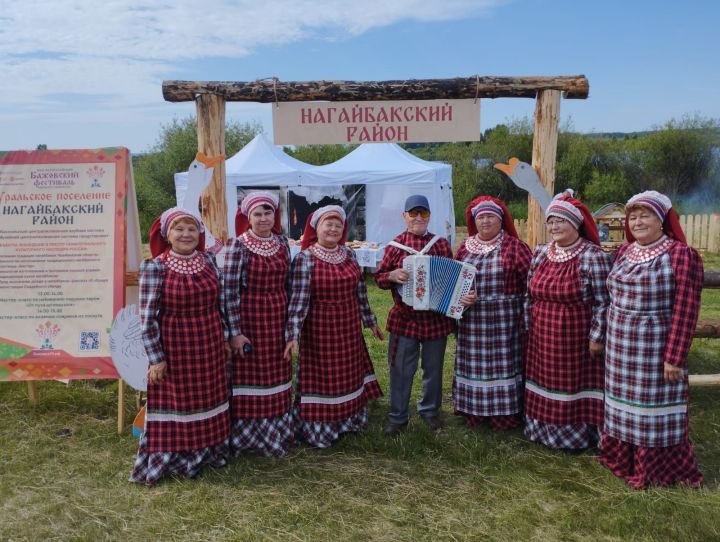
[
  {"x1": 545, "y1": 194, "x2": 601, "y2": 246},
  {"x1": 149, "y1": 207, "x2": 206, "y2": 257},
  {"x1": 301, "y1": 205, "x2": 348, "y2": 250},
  {"x1": 235, "y1": 190, "x2": 282, "y2": 236},
  {"x1": 624, "y1": 190, "x2": 687, "y2": 244},
  {"x1": 465, "y1": 196, "x2": 519, "y2": 238}
]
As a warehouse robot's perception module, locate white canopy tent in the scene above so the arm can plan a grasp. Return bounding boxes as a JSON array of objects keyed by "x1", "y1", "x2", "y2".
[
  {"x1": 303, "y1": 143, "x2": 455, "y2": 245},
  {"x1": 174, "y1": 136, "x2": 454, "y2": 245}
]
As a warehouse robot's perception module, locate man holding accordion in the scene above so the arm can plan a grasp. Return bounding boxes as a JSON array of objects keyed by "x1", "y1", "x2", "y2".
[{"x1": 375, "y1": 195, "x2": 455, "y2": 437}]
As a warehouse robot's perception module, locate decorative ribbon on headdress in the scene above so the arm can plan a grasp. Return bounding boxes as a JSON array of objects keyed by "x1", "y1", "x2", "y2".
[
  {"x1": 545, "y1": 194, "x2": 601, "y2": 246},
  {"x1": 235, "y1": 190, "x2": 283, "y2": 236},
  {"x1": 624, "y1": 190, "x2": 686, "y2": 243},
  {"x1": 465, "y1": 196, "x2": 519, "y2": 238},
  {"x1": 301, "y1": 205, "x2": 348, "y2": 250},
  {"x1": 149, "y1": 207, "x2": 206, "y2": 257}
]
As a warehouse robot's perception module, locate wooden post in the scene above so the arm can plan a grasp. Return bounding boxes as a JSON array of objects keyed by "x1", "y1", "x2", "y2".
[
  {"x1": 27, "y1": 382, "x2": 38, "y2": 404},
  {"x1": 709, "y1": 214, "x2": 720, "y2": 253},
  {"x1": 117, "y1": 379, "x2": 125, "y2": 434},
  {"x1": 527, "y1": 90, "x2": 561, "y2": 248},
  {"x1": 195, "y1": 94, "x2": 229, "y2": 242}
]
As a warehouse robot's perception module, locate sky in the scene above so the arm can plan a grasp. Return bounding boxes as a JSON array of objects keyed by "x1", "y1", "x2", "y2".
[{"x1": 1, "y1": 0, "x2": 718, "y2": 153}]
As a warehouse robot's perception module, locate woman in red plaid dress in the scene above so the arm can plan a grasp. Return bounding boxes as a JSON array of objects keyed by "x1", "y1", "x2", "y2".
[
  {"x1": 130, "y1": 208, "x2": 230, "y2": 485},
  {"x1": 284, "y1": 205, "x2": 384, "y2": 448},
  {"x1": 524, "y1": 194, "x2": 611, "y2": 451},
  {"x1": 598, "y1": 191, "x2": 703, "y2": 488},
  {"x1": 224, "y1": 191, "x2": 294, "y2": 457},
  {"x1": 455, "y1": 196, "x2": 532, "y2": 430}
]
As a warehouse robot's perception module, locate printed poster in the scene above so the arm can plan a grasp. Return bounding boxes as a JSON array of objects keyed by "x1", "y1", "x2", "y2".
[{"x1": 0, "y1": 148, "x2": 131, "y2": 381}]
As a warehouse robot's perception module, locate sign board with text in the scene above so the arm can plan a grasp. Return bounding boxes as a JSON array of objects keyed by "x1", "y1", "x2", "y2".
[
  {"x1": 0, "y1": 148, "x2": 133, "y2": 381},
  {"x1": 273, "y1": 99, "x2": 480, "y2": 145}
]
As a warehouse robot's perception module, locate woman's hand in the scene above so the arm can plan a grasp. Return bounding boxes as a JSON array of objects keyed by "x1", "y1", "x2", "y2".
[
  {"x1": 230, "y1": 334, "x2": 251, "y2": 358},
  {"x1": 460, "y1": 290, "x2": 477, "y2": 307},
  {"x1": 148, "y1": 361, "x2": 167, "y2": 385},
  {"x1": 589, "y1": 340, "x2": 604, "y2": 360},
  {"x1": 664, "y1": 362, "x2": 683, "y2": 384},
  {"x1": 370, "y1": 324, "x2": 385, "y2": 340},
  {"x1": 283, "y1": 340, "x2": 298, "y2": 361}
]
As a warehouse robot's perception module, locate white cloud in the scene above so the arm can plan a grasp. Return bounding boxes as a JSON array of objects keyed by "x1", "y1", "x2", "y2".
[
  {"x1": 0, "y1": 0, "x2": 507, "y2": 149},
  {"x1": 0, "y1": 0, "x2": 504, "y2": 61}
]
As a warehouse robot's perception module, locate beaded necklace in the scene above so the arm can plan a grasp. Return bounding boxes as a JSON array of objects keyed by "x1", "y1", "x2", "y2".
[
  {"x1": 626, "y1": 235, "x2": 672, "y2": 264},
  {"x1": 242, "y1": 230, "x2": 281, "y2": 257},
  {"x1": 166, "y1": 250, "x2": 206, "y2": 274},
  {"x1": 546, "y1": 237, "x2": 585, "y2": 263},
  {"x1": 311, "y1": 243, "x2": 347, "y2": 264},
  {"x1": 466, "y1": 231, "x2": 503, "y2": 255}
]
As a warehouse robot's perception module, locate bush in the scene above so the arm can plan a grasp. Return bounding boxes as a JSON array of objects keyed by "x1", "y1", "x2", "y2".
[{"x1": 583, "y1": 170, "x2": 634, "y2": 206}]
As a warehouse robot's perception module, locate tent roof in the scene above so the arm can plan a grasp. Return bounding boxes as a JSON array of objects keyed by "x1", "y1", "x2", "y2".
[
  {"x1": 175, "y1": 134, "x2": 308, "y2": 187},
  {"x1": 225, "y1": 134, "x2": 312, "y2": 174},
  {"x1": 302, "y1": 143, "x2": 451, "y2": 185}
]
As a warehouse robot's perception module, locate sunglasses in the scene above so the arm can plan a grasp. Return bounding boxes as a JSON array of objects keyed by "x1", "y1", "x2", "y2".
[{"x1": 407, "y1": 209, "x2": 430, "y2": 218}]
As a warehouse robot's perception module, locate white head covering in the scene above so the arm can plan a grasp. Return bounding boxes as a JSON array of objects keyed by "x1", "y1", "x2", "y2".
[
  {"x1": 310, "y1": 205, "x2": 346, "y2": 228},
  {"x1": 626, "y1": 190, "x2": 672, "y2": 222},
  {"x1": 545, "y1": 197, "x2": 583, "y2": 230},
  {"x1": 159, "y1": 207, "x2": 204, "y2": 239},
  {"x1": 471, "y1": 200, "x2": 504, "y2": 220},
  {"x1": 240, "y1": 190, "x2": 279, "y2": 216}
]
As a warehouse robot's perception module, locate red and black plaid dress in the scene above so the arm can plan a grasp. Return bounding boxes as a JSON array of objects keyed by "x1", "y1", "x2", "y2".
[
  {"x1": 287, "y1": 246, "x2": 382, "y2": 447},
  {"x1": 130, "y1": 251, "x2": 230, "y2": 484},
  {"x1": 223, "y1": 235, "x2": 294, "y2": 457},
  {"x1": 454, "y1": 233, "x2": 532, "y2": 430},
  {"x1": 523, "y1": 240, "x2": 611, "y2": 449},
  {"x1": 598, "y1": 239, "x2": 703, "y2": 488}
]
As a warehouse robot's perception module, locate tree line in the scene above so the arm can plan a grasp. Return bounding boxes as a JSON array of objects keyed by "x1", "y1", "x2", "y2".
[{"x1": 134, "y1": 115, "x2": 719, "y2": 239}]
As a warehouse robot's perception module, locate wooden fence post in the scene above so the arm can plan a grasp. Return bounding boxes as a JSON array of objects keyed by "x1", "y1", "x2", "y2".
[
  {"x1": 709, "y1": 214, "x2": 720, "y2": 253},
  {"x1": 195, "y1": 94, "x2": 229, "y2": 242},
  {"x1": 527, "y1": 90, "x2": 561, "y2": 248}
]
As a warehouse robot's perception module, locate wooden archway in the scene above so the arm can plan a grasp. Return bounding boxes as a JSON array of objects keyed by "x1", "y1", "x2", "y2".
[{"x1": 162, "y1": 75, "x2": 590, "y2": 247}]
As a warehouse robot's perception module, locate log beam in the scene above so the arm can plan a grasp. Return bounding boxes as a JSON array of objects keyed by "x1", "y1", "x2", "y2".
[
  {"x1": 694, "y1": 320, "x2": 720, "y2": 339},
  {"x1": 689, "y1": 374, "x2": 720, "y2": 387},
  {"x1": 163, "y1": 76, "x2": 589, "y2": 103},
  {"x1": 704, "y1": 271, "x2": 720, "y2": 289},
  {"x1": 527, "y1": 90, "x2": 561, "y2": 248}
]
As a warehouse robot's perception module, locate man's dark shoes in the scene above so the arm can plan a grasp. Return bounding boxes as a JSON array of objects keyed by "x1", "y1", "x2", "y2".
[
  {"x1": 422, "y1": 415, "x2": 442, "y2": 431},
  {"x1": 385, "y1": 422, "x2": 408, "y2": 438}
]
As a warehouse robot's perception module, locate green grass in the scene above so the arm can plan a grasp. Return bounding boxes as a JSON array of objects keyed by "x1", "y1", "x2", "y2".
[{"x1": 1, "y1": 257, "x2": 720, "y2": 541}]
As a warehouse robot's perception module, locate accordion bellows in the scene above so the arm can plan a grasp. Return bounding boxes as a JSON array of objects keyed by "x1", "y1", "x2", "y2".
[{"x1": 401, "y1": 255, "x2": 475, "y2": 319}]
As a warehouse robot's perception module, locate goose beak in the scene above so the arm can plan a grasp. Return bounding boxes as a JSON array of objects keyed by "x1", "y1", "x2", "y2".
[
  {"x1": 195, "y1": 152, "x2": 225, "y2": 169},
  {"x1": 494, "y1": 157, "x2": 520, "y2": 176}
]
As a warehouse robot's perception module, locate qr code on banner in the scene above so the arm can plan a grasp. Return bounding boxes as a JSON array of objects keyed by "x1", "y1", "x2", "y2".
[{"x1": 79, "y1": 331, "x2": 100, "y2": 351}]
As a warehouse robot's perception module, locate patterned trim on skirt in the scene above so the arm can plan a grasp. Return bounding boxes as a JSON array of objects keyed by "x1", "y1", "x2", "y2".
[
  {"x1": 462, "y1": 413, "x2": 521, "y2": 430},
  {"x1": 598, "y1": 433, "x2": 702, "y2": 489},
  {"x1": 524, "y1": 417, "x2": 600, "y2": 450},
  {"x1": 230, "y1": 412, "x2": 295, "y2": 458},
  {"x1": 129, "y1": 432, "x2": 229, "y2": 485},
  {"x1": 295, "y1": 405, "x2": 369, "y2": 448}
]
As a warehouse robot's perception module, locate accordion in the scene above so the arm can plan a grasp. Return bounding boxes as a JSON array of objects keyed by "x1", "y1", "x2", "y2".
[{"x1": 400, "y1": 255, "x2": 476, "y2": 319}]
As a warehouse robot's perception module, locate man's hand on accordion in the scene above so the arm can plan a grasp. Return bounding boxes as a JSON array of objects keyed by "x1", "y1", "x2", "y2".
[
  {"x1": 389, "y1": 268, "x2": 410, "y2": 284},
  {"x1": 459, "y1": 289, "x2": 477, "y2": 308}
]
